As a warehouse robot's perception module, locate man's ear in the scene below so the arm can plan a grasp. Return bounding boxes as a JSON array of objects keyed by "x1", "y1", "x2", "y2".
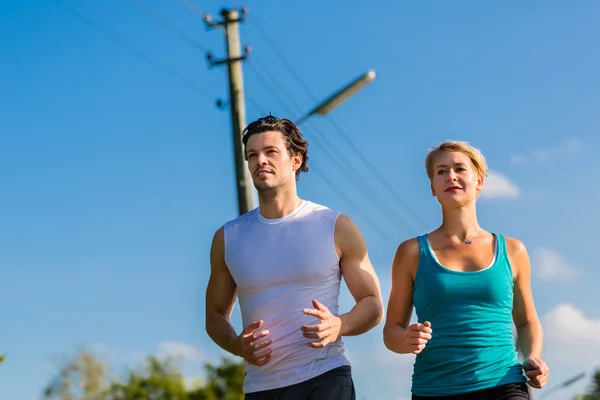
[{"x1": 292, "y1": 153, "x2": 302, "y2": 172}]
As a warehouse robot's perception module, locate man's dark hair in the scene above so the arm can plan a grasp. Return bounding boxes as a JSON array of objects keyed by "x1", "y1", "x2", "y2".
[{"x1": 242, "y1": 115, "x2": 309, "y2": 180}]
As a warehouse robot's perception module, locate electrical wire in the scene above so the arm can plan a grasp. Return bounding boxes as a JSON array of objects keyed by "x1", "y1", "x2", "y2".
[
  {"x1": 176, "y1": 0, "x2": 207, "y2": 20},
  {"x1": 247, "y1": 13, "x2": 430, "y2": 231},
  {"x1": 127, "y1": 0, "x2": 208, "y2": 52},
  {"x1": 246, "y1": 59, "x2": 419, "y2": 235},
  {"x1": 47, "y1": 0, "x2": 217, "y2": 100}
]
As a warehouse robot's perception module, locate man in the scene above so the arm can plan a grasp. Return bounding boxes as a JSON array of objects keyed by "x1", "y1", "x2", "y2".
[{"x1": 206, "y1": 115, "x2": 384, "y2": 399}]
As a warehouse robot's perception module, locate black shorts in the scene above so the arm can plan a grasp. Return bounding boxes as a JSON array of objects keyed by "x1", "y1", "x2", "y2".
[
  {"x1": 244, "y1": 365, "x2": 356, "y2": 400},
  {"x1": 412, "y1": 382, "x2": 530, "y2": 400}
]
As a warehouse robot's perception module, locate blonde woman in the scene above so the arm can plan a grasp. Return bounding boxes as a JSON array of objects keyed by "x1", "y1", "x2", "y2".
[{"x1": 383, "y1": 141, "x2": 549, "y2": 399}]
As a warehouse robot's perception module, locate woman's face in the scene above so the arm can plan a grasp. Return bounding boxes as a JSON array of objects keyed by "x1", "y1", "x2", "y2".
[{"x1": 430, "y1": 150, "x2": 484, "y2": 207}]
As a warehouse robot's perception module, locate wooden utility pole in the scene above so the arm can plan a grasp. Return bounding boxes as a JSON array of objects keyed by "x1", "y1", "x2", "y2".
[{"x1": 206, "y1": 8, "x2": 255, "y2": 215}]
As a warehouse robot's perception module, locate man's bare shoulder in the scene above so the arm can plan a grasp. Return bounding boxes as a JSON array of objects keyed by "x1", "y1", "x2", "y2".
[
  {"x1": 210, "y1": 226, "x2": 227, "y2": 270},
  {"x1": 211, "y1": 225, "x2": 225, "y2": 247},
  {"x1": 334, "y1": 213, "x2": 365, "y2": 241},
  {"x1": 334, "y1": 213, "x2": 356, "y2": 231},
  {"x1": 331, "y1": 213, "x2": 366, "y2": 261}
]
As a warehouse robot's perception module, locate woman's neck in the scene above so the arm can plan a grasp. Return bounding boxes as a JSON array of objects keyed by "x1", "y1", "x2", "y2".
[{"x1": 438, "y1": 203, "x2": 480, "y2": 242}]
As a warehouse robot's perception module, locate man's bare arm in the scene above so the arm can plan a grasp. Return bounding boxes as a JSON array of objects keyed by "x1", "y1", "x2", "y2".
[
  {"x1": 336, "y1": 214, "x2": 384, "y2": 336},
  {"x1": 205, "y1": 226, "x2": 241, "y2": 355},
  {"x1": 206, "y1": 227, "x2": 272, "y2": 364}
]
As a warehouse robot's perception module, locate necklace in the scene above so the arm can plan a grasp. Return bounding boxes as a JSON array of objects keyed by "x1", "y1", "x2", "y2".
[
  {"x1": 441, "y1": 228, "x2": 480, "y2": 244},
  {"x1": 463, "y1": 228, "x2": 480, "y2": 244}
]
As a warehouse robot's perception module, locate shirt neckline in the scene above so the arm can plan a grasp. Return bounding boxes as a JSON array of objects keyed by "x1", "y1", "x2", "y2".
[{"x1": 256, "y1": 200, "x2": 308, "y2": 225}]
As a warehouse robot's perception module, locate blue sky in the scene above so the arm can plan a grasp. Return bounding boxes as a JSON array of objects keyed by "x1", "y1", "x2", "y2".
[{"x1": 1, "y1": 0, "x2": 599, "y2": 399}]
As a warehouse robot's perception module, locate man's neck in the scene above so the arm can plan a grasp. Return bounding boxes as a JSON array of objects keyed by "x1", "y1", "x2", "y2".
[{"x1": 258, "y1": 189, "x2": 303, "y2": 220}]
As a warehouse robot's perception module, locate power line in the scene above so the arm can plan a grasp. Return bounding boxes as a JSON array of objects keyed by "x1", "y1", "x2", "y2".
[
  {"x1": 125, "y1": 2, "x2": 272, "y2": 118},
  {"x1": 245, "y1": 64, "x2": 397, "y2": 243},
  {"x1": 247, "y1": 15, "x2": 317, "y2": 103},
  {"x1": 309, "y1": 123, "x2": 419, "y2": 233},
  {"x1": 247, "y1": 13, "x2": 430, "y2": 231},
  {"x1": 325, "y1": 117, "x2": 430, "y2": 230},
  {"x1": 127, "y1": 0, "x2": 208, "y2": 52},
  {"x1": 246, "y1": 62, "x2": 295, "y2": 116},
  {"x1": 246, "y1": 59, "x2": 419, "y2": 234},
  {"x1": 311, "y1": 169, "x2": 398, "y2": 244},
  {"x1": 83, "y1": 0, "x2": 411, "y2": 238},
  {"x1": 176, "y1": 0, "x2": 207, "y2": 20},
  {"x1": 47, "y1": 0, "x2": 216, "y2": 100},
  {"x1": 242, "y1": 89, "x2": 398, "y2": 244},
  {"x1": 248, "y1": 58, "x2": 304, "y2": 112},
  {"x1": 246, "y1": 97, "x2": 267, "y2": 116}
]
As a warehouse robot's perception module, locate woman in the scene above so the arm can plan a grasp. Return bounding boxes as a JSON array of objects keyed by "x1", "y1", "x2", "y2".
[{"x1": 383, "y1": 141, "x2": 549, "y2": 399}]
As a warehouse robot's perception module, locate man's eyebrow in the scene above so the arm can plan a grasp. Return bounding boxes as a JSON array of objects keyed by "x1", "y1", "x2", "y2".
[{"x1": 247, "y1": 146, "x2": 278, "y2": 154}]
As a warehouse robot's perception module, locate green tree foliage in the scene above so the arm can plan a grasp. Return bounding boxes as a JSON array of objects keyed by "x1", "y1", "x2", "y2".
[
  {"x1": 575, "y1": 369, "x2": 600, "y2": 400},
  {"x1": 189, "y1": 359, "x2": 245, "y2": 400},
  {"x1": 43, "y1": 349, "x2": 108, "y2": 400},
  {"x1": 42, "y1": 349, "x2": 245, "y2": 400},
  {"x1": 106, "y1": 356, "x2": 189, "y2": 400}
]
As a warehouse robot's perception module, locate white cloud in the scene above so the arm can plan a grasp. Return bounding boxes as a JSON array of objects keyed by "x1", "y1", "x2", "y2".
[
  {"x1": 542, "y1": 303, "x2": 600, "y2": 364},
  {"x1": 511, "y1": 138, "x2": 583, "y2": 165},
  {"x1": 158, "y1": 341, "x2": 204, "y2": 363},
  {"x1": 480, "y1": 171, "x2": 520, "y2": 199},
  {"x1": 533, "y1": 248, "x2": 583, "y2": 281}
]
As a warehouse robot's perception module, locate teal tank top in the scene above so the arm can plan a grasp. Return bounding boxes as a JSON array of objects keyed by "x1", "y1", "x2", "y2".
[{"x1": 411, "y1": 233, "x2": 526, "y2": 396}]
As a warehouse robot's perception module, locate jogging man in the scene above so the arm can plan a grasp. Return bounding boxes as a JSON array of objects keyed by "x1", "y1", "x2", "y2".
[{"x1": 206, "y1": 115, "x2": 383, "y2": 399}]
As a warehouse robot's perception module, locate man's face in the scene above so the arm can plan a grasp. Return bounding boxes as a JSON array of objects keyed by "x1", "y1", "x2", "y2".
[{"x1": 245, "y1": 130, "x2": 302, "y2": 192}]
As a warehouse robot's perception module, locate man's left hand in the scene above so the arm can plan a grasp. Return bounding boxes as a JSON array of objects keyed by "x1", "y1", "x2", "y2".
[{"x1": 301, "y1": 299, "x2": 342, "y2": 348}]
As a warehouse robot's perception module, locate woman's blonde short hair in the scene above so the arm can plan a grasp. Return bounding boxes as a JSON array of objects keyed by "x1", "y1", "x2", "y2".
[{"x1": 425, "y1": 141, "x2": 488, "y2": 180}]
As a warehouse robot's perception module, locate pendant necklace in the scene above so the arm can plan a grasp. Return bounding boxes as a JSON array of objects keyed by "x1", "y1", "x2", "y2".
[{"x1": 463, "y1": 228, "x2": 480, "y2": 244}]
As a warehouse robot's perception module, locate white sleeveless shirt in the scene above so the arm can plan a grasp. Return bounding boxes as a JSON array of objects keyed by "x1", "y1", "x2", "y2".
[{"x1": 223, "y1": 200, "x2": 350, "y2": 393}]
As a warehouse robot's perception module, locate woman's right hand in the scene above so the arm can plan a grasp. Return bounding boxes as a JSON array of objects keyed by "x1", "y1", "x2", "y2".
[{"x1": 404, "y1": 321, "x2": 433, "y2": 354}]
